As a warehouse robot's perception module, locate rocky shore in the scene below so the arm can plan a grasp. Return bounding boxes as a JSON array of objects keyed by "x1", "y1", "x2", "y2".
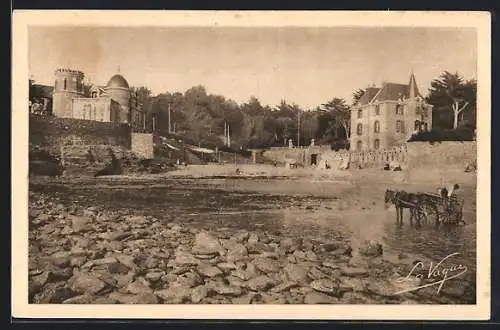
[{"x1": 28, "y1": 190, "x2": 475, "y2": 305}]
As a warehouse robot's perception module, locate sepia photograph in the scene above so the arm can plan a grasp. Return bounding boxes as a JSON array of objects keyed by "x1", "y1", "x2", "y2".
[{"x1": 12, "y1": 11, "x2": 490, "y2": 319}]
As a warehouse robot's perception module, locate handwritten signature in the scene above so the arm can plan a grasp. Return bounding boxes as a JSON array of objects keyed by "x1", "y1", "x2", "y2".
[{"x1": 393, "y1": 252, "x2": 468, "y2": 295}]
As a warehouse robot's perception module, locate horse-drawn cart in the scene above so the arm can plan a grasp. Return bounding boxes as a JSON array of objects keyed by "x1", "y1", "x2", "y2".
[
  {"x1": 415, "y1": 192, "x2": 465, "y2": 225},
  {"x1": 385, "y1": 189, "x2": 465, "y2": 226}
]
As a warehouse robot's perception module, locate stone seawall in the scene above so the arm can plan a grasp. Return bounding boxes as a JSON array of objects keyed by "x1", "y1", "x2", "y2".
[
  {"x1": 263, "y1": 142, "x2": 477, "y2": 183},
  {"x1": 131, "y1": 133, "x2": 154, "y2": 159},
  {"x1": 29, "y1": 114, "x2": 132, "y2": 153},
  {"x1": 404, "y1": 141, "x2": 477, "y2": 184}
]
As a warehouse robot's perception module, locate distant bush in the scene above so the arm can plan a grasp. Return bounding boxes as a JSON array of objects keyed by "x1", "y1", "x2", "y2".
[
  {"x1": 407, "y1": 127, "x2": 474, "y2": 142},
  {"x1": 331, "y1": 139, "x2": 350, "y2": 151}
]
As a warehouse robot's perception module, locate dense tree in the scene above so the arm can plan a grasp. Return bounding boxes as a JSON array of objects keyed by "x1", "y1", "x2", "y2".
[
  {"x1": 320, "y1": 97, "x2": 351, "y2": 140},
  {"x1": 427, "y1": 71, "x2": 477, "y2": 129},
  {"x1": 352, "y1": 88, "x2": 365, "y2": 105},
  {"x1": 121, "y1": 71, "x2": 476, "y2": 151}
]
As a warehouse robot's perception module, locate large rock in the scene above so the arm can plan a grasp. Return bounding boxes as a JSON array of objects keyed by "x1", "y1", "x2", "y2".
[
  {"x1": 310, "y1": 279, "x2": 341, "y2": 296},
  {"x1": 122, "y1": 279, "x2": 153, "y2": 295},
  {"x1": 341, "y1": 267, "x2": 369, "y2": 277},
  {"x1": 279, "y1": 237, "x2": 303, "y2": 253},
  {"x1": 114, "y1": 254, "x2": 138, "y2": 270},
  {"x1": 191, "y1": 285, "x2": 209, "y2": 303},
  {"x1": 284, "y1": 264, "x2": 309, "y2": 284},
  {"x1": 253, "y1": 258, "x2": 281, "y2": 274},
  {"x1": 210, "y1": 283, "x2": 243, "y2": 297},
  {"x1": 155, "y1": 282, "x2": 192, "y2": 303},
  {"x1": 216, "y1": 262, "x2": 237, "y2": 273},
  {"x1": 50, "y1": 251, "x2": 71, "y2": 268},
  {"x1": 270, "y1": 281, "x2": 299, "y2": 293},
  {"x1": 304, "y1": 291, "x2": 339, "y2": 304},
  {"x1": 359, "y1": 241, "x2": 383, "y2": 257},
  {"x1": 109, "y1": 292, "x2": 159, "y2": 304},
  {"x1": 246, "y1": 275, "x2": 277, "y2": 291},
  {"x1": 197, "y1": 264, "x2": 223, "y2": 278},
  {"x1": 69, "y1": 215, "x2": 92, "y2": 233},
  {"x1": 226, "y1": 243, "x2": 248, "y2": 262},
  {"x1": 145, "y1": 271, "x2": 165, "y2": 283},
  {"x1": 50, "y1": 268, "x2": 73, "y2": 281},
  {"x1": 246, "y1": 242, "x2": 274, "y2": 254},
  {"x1": 62, "y1": 294, "x2": 96, "y2": 304},
  {"x1": 307, "y1": 266, "x2": 329, "y2": 280},
  {"x1": 230, "y1": 262, "x2": 259, "y2": 281},
  {"x1": 99, "y1": 231, "x2": 133, "y2": 241},
  {"x1": 34, "y1": 283, "x2": 75, "y2": 303},
  {"x1": 304, "y1": 250, "x2": 318, "y2": 262},
  {"x1": 191, "y1": 231, "x2": 225, "y2": 257},
  {"x1": 169, "y1": 251, "x2": 200, "y2": 267},
  {"x1": 69, "y1": 273, "x2": 108, "y2": 295},
  {"x1": 108, "y1": 262, "x2": 130, "y2": 275},
  {"x1": 177, "y1": 271, "x2": 204, "y2": 288},
  {"x1": 29, "y1": 271, "x2": 51, "y2": 296}
]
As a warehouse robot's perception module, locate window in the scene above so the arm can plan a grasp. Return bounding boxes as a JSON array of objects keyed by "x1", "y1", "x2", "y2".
[
  {"x1": 375, "y1": 105, "x2": 380, "y2": 115},
  {"x1": 63, "y1": 78, "x2": 67, "y2": 90},
  {"x1": 356, "y1": 140, "x2": 362, "y2": 151},
  {"x1": 357, "y1": 109, "x2": 362, "y2": 118},
  {"x1": 374, "y1": 120, "x2": 380, "y2": 133},
  {"x1": 92, "y1": 91, "x2": 97, "y2": 98},
  {"x1": 395, "y1": 104, "x2": 403, "y2": 115},
  {"x1": 414, "y1": 120, "x2": 421, "y2": 131},
  {"x1": 54, "y1": 80, "x2": 58, "y2": 90},
  {"x1": 396, "y1": 120, "x2": 405, "y2": 133},
  {"x1": 356, "y1": 123, "x2": 363, "y2": 135},
  {"x1": 374, "y1": 139, "x2": 380, "y2": 150}
]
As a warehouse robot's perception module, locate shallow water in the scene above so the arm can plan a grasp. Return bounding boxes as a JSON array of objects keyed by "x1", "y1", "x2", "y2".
[{"x1": 30, "y1": 176, "x2": 477, "y2": 275}]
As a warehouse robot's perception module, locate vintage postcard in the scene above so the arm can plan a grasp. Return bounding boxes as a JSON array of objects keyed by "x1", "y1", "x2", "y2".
[{"x1": 12, "y1": 11, "x2": 491, "y2": 320}]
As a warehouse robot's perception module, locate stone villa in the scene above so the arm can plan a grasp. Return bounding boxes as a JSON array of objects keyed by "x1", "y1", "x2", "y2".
[
  {"x1": 32, "y1": 68, "x2": 146, "y2": 128},
  {"x1": 350, "y1": 72, "x2": 433, "y2": 151}
]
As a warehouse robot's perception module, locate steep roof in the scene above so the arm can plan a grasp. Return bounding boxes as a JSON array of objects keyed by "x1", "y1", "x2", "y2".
[
  {"x1": 356, "y1": 87, "x2": 380, "y2": 105},
  {"x1": 408, "y1": 72, "x2": 421, "y2": 99},
  {"x1": 359, "y1": 72, "x2": 424, "y2": 105},
  {"x1": 372, "y1": 83, "x2": 408, "y2": 102}
]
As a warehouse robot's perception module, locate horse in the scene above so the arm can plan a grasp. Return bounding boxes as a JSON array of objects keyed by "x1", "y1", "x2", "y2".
[{"x1": 384, "y1": 189, "x2": 425, "y2": 226}]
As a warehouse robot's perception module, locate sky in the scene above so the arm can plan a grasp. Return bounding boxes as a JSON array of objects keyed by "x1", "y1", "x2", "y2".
[{"x1": 29, "y1": 26, "x2": 477, "y2": 109}]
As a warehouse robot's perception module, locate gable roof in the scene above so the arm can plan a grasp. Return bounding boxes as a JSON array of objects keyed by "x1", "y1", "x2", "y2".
[
  {"x1": 356, "y1": 87, "x2": 380, "y2": 105},
  {"x1": 358, "y1": 73, "x2": 424, "y2": 105},
  {"x1": 372, "y1": 83, "x2": 409, "y2": 103}
]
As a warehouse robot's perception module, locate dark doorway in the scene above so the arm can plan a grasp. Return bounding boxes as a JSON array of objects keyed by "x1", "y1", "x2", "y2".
[{"x1": 311, "y1": 154, "x2": 319, "y2": 166}]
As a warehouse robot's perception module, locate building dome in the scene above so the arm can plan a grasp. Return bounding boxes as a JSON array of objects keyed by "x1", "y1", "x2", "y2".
[{"x1": 106, "y1": 74, "x2": 129, "y2": 89}]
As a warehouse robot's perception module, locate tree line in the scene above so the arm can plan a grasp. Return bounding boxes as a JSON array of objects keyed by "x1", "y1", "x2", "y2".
[{"x1": 28, "y1": 70, "x2": 477, "y2": 150}]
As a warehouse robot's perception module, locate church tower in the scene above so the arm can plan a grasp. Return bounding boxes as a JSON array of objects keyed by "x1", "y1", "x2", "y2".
[{"x1": 52, "y1": 68, "x2": 85, "y2": 118}]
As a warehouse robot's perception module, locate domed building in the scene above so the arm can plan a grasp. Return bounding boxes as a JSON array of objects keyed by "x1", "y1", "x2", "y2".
[{"x1": 51, "y1": 68, "x2": 144, "y2": 126}]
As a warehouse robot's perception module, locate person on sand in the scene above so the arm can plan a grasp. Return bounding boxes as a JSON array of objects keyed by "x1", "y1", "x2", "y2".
[{"x1": 325, "y1": 160, "x2": 331, "y2": 169}]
